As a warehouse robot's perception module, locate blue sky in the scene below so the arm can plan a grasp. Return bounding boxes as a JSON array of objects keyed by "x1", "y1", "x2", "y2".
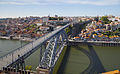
[{"x1": 0, "y1": 0, "x2": 120, "y2": 18}]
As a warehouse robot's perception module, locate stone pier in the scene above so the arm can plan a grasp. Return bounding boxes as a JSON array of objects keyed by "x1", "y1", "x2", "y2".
[{"x1": 36, "y1": 67, "x2": 49, "y2": 74}]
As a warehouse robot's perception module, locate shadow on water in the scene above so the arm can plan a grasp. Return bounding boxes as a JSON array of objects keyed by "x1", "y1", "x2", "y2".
[
  {"x1": 58, "y1": 45, "x2": 105, "y2": 74},
  {"x1": 75, "y1": 45, "x2": 105, "y2": 74},
  {"x1": 88, "y1": 45, "x2": 105, "y2": 73},
  {"x1": 57, "y1": 46, "x2": 71, "y2": 74},
  {"x1": 75, "y1": 46, "x2": 93, "y2": 74}
]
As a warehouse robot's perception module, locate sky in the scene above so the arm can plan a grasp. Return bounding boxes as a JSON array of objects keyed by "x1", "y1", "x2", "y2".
[{"x1": 0, "y1": 0, "x2": 120, "y2": 18}]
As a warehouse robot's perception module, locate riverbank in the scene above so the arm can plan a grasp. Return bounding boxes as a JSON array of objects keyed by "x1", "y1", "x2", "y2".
[
  {"x1": 68, "y1": 40, "x2": 120, "y2": 47},
  {"x1": 0, "y1": 36, "x2": 9, "y2": 39},
  {"x1": 0, "y1": 36, "x2": 34, "y2": 42}
]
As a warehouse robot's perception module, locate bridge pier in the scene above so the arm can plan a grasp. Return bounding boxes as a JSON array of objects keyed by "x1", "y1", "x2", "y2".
[{"x1": 36, "y1": 67, "x2": 49, "y2": 74}]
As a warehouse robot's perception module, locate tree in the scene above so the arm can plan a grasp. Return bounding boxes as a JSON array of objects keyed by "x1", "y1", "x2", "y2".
[
  {"x1": 28, "y1": 66, "x2": 32, "y2": 70},
  {"x1": 49, "y1": 17, "x2": 58, "y2": 20},
  {"x1": 101, "y1": 16, "x2": 110, "y2": 24},
  {"x1": 58, "y1": 17, "x2": 63, "y2": 20},
  {"x1": 25, "y1": 65, "x2": 32, "y2": 70},
  {"x1": 80, "y1": 20, "x2": 82, "y2": 23},
  {"x1": 25, "y1": 65, "x2": 29, "y2": 70},
  {"x1": 94, "y1": 17, "x2": 99, "y2": 22}
]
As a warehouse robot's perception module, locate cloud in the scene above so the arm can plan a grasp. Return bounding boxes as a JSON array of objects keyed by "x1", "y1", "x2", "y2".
[
  {"x1": 0, "y1": 0, "x2": 120, "y2": 5},
  {"x1": 0, "y1": 2, "x2": 25, "y2": 5},
  {"x1": 65, "y1": 0, "x2": 120, "y2": 5},
  {"x1": 0, "y1": 0, "x2": 49, "y2": 5}
]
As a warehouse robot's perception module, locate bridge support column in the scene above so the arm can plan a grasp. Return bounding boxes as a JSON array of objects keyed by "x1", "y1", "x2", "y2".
[
  {"x1": 36, "y1": 67, "x2": 49, "y2": 74},
  {"x1": 21, "y1": 60, "x2": 25, "y2": 70}
]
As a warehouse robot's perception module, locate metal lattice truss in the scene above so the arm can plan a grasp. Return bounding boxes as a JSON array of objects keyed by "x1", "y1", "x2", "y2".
[{"x1": 40, "y1": 30, "x2": 67, "y2": 69}]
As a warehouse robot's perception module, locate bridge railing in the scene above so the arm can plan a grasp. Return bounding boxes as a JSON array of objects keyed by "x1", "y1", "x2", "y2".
[{"x1": 0, "y1": 23, "x2": 70, "y2": 69}]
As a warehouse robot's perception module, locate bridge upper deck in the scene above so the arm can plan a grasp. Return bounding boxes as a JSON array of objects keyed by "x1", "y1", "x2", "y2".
[{"x1": 0, "y1": 23, "x2": 70, "y2": 70}]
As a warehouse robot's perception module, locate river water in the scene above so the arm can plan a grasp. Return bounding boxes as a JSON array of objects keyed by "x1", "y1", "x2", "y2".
[
  {"x1": 0, "y1": 39, "x2": 120, "y2": 73},
  {"x1": 0, "y1": 39, "x2": 28, "y2": 57},
  {"x1": 59, "y1": 46, "x2": 120, "y2": 74},
  {"x1": 0, "y1": 39, "x2": 40, "y2": 70}
]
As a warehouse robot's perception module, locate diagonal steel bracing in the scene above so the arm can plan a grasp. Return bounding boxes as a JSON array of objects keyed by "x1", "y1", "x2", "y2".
[
  {"x1": 40, "y1": 30, "x2": 67, "y2": 71},
  {"x1": 0, "y1": 23, "x2": 70, "y2": 71}
]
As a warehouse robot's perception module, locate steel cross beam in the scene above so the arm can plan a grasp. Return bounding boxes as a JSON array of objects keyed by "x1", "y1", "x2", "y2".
[
  {"x1": 0, "y1": 23, "x2": 70, "y2": 71},
  {"x1": 39, "y1": 30, "x2": 67, "y2": 70}
]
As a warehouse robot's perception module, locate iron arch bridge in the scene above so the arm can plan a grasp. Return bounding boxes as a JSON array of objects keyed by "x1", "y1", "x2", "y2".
[{"x1": 0, "y1": 23, "x2": 70, "y2": 73}]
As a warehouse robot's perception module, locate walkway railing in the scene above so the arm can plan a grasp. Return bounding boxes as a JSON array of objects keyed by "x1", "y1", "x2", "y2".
[{"x1": 0, "y1": 23, "x2": 70, "y2": 70}]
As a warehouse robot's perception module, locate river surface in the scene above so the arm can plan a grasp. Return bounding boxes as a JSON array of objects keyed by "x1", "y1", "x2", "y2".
[
  {"x1": 59, "y1": 45, "x2": 120, "y2": 74},
  {"x1": 0, "y1": 39, "x2": 120, "y2": 73},
  {"x1": 0, "y1": 39, "x2": 40, "y2": 70},
  {"x1": 0, "y1": 39, "x2": 28, "y2": 57}
]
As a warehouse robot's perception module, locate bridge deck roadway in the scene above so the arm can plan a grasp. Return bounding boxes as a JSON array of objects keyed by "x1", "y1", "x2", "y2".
[{"x1": 0, "y1": 24, "x2": 70, "y2": 70}]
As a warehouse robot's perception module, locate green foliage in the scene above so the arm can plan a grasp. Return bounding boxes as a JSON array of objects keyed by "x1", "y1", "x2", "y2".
[
  {"x1": 25, "y1": 65, "x2": 32, "y2": 70},
  {"x1": 25, "y1": 24, "x2": 38, "y2": 31},
  {"x1": 53, "y1": 46, "x2": 67, "y2": 74},
  {"x1": 92, "y1": 31, "x2": 97, "y2": 34},
  {"x1": 28, "y1": 66, "x2": 32, "y2": 70},
  {"x1": 80, "y1": 20, "x2": 82, "y2": 23},
  {"x1": 69, "y1": 24, "x2": 73, "y2": 29},
  {"x1": 26, "y1": 27, "x2": 31, "y2": 30},
  {"x1": 49, "y1": 17, "x2": 58, "y2": 20},
  {"x1": 65, "y1": 27, "x2": 70, "y2": 33},
  {"x1": 25, "y1": 65, "x2": 29, "y2": 70},
  {"x1": 102, "y1": 29, "x2": 120, "y2": 37},
  {"x1": 30, "y1": 24, "x2": 37, "y2": 28},
  {"x1": 58, "y1": 17, "x2": 63, "y2": 20},
  {"x1": 101, "y1": 16, "x2": 111, "y2": 24},
  {"x1": 49, "y1": 17, "x2": 63, "y2": 20},
  {"x1": 94, "y1": 17, "x2": 99, "y2": 22},
  {"x1": 65, "y1": 25, "x2": 73, "y2": 34}
]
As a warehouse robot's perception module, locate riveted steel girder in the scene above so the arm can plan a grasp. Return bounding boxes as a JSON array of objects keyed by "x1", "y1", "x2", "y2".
[{"x1": 40, "y1": 30, "x2": 67, "y2": 70}]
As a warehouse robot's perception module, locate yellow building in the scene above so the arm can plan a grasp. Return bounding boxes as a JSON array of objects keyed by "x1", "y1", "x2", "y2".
[{"x1": 102, "y1": 70, "x2": 120, "y2": 74}]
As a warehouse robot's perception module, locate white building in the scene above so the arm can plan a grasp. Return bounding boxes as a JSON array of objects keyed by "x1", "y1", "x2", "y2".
[{"x1": 42, "y1": 17, "x2": 49, "y2": 22}]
